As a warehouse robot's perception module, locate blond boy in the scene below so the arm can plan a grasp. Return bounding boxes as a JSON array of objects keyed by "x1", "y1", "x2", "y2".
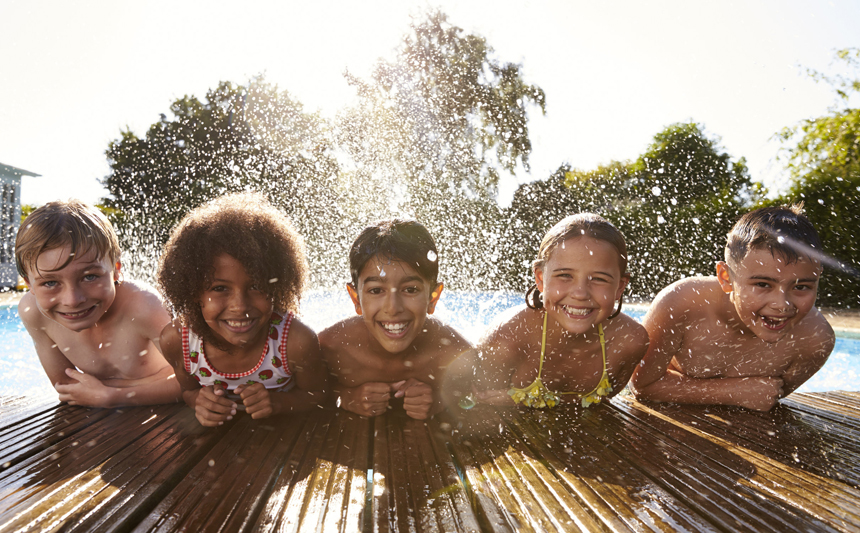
[
  {"x1": 16, "y1": 200, "x2": 180, "y2": 407},
  {"x1": 320, "y1": 219, "x2": 471, "y2": 420},
  {"x1": 631, "y1": 206, "x2": 835, "y2": 411}
]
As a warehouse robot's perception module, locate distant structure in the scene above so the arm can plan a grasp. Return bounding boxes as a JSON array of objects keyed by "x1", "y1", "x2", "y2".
[{"x1": 0, "y1": 162, "x2": 40, "y2": 289}]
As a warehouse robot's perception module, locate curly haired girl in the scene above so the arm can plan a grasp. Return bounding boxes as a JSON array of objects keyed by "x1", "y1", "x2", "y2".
[{"x1": 158, "y1": 193, "x2": 328, "y2": 426}]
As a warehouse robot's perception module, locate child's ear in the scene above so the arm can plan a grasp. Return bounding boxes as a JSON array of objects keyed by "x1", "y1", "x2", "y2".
[
  {"x1": 716, "y1": 262, "x2": 733, "y2": 293},
  {"x1": 114, "y1": 260, "x2": 122, "y2": 279},
  {"x1": 346, "y1": 283, "x2": 362, "y2": 316},
  {"x1": 427, "y1": 283, "x2": 444, "y2": 314},
  {"x1": 534, "y1": 267, "x2": 545, "y2": 293},
  {"x1": 615, "y1": 274, "x2": 630, "y2": 300}
]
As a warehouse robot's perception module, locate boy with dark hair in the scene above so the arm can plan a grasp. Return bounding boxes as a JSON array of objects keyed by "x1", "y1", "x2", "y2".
[
  {"x1": 631, "y1": 205, "x2": 835, "y2": 411},
  {"x1": 320, "y1": 219, "x2": 471, "y2": 419},
  {"x1": 16, "y1": 200, "x2": 181, "y2": 407}
]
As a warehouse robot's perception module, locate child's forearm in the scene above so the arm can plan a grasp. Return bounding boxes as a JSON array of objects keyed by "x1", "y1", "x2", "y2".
[{"x1": 632, "y1": 370, "x2": 783, "y2": 411}]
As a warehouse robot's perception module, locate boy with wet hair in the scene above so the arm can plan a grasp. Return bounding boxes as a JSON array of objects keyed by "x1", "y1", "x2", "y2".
[
  {"x1": 16, "y1": 200, "x2": 180, "y2": 407},
  {"x1": 320, "y1": 219, "x2": 471, "y2": 419},
  {"x1": 632, "y1": 205, "x2": 835, "y2": 411}
]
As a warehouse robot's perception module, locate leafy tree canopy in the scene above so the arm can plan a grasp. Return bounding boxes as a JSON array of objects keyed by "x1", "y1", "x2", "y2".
[
  {"x1": 102, "y1": 77, "x2": 339, "y2": 282},
  {"x1": 338, "y1": 10, "x2": 546, "y2": 210},
  {"x1": 772, "y1": 48, "x2": 860, "y2": 306}
]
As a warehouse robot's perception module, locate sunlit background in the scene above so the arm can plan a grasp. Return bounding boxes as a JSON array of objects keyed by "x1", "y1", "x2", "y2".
[{"x1": 2, "y1": 0, "x2": 859, "y2": 207}]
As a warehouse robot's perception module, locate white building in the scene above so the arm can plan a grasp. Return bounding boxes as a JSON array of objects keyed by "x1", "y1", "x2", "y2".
[{"x1": 0, "y1": 162, "x2": 39, "y2": 288}]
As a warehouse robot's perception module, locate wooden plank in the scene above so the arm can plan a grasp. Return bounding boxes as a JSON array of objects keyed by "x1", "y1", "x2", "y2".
[
  {"x1": 445, "y1": 407, "x2": 615, "y2": 532},
  {"x1": 370, "y1": 411, "x2": 480, "y2": 533},
  {"x1": 0, "y1": 403, "x2": 213, "y2": 532},
  {"x1": 612, "y1": 398, "x2": 860, "y2": 531},
  {"x1": 252, "y1": 408, "x2": 370, "y2": 533}
]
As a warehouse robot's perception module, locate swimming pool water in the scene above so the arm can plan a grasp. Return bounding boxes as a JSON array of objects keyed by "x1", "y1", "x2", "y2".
[{"x1": 3, "y1": 292, "x2": 858, "y2": 397}]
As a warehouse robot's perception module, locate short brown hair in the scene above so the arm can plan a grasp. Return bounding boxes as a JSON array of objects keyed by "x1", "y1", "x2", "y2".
[
  {"x1": 349, "y1": 219, "x2": 439, "y2": 286},
  {"x1": 725, "y1": 205, "x2": 821, "y2": 267},
  {"x1": 157, "y1": 193, "x2": 308, "y2": 347},
  {"x1": 527, "y1": 213, "x2": 629, "y2": 311},
  {"x1": 15, "y1": 200, "x2": 121, "y2": 279}
]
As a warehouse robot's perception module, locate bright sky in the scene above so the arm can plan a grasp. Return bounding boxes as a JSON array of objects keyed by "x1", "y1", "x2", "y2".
[{"x1": 2, "y1": 1, "x2": 859, "y2": 207}]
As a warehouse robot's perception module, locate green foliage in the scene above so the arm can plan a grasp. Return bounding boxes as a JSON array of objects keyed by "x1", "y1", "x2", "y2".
[
  {"x1": 102, "y1": 77, "x2": 340, "y2": 284},
  {"x1": 502, "y1": 123, "x2": 760, "y2": 298},
  {"x1": 772, "y1": 48, "x2": 860, "y2": 307}
]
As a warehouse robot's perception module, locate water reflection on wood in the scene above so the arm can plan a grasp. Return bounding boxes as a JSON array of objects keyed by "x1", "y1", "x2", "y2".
[{"x1": 0, "y1": 392, "x2": 858, "y2": 531}]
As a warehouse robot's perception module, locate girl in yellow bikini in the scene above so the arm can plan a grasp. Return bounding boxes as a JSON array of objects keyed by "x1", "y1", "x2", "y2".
[{"x1": 464, "y1": 214, "x2": 649, "y2": 409}]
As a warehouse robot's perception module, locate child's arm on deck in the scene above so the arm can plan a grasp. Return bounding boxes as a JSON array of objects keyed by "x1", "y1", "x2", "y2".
[
  {"x1": 631, "y1": 289, "x2": 782, "y2": 411},
  {"x1": 235, "y1": 319, "x2": 329, "y2": 419},
  {"x1": 160, "y1": 321, "x2": 236, "y2": 426}
]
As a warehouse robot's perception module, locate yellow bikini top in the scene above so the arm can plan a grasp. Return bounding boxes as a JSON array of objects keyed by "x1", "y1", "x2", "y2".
[{"x1": 508, "y1": 312, "x2": 612, "y2": 408}]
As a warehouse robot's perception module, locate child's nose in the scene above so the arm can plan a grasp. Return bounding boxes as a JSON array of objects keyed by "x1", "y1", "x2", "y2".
[
  {"x1": 384, "y1": 291, "x2": 404, "y2": 313},
  {"x1": 228, "y1": 291, "x2": 252, "y2": 312},
  {"x1": 771, "y1": 289, "x2": 795, "y2": 312},
  {"x1": 61, "y1": 285, "x2": 87, "y2": 307}
]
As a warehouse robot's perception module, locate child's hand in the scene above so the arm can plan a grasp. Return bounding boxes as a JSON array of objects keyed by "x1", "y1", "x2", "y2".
[
  {"x1": 393, "y1": 379, "x2": 434, "y2": 419},
  {"x1": 234, "y1": 383, "x2": 273, "y2": 419},
  {"x1": 55, "y1": 369, "x2": 114, "y2": 407},
  {"x1": 193, "y1": 384, "x2": 237, "y2": 426},
  {"x1": 340, "y1": 382, "x2": 391, "y2": 417},
  {"x1": 739, "y1": 377, "x2": 784, "y2": 411}
]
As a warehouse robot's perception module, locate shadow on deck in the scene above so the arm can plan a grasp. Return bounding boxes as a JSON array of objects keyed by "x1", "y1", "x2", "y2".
[{"x1": 0, "y1": 391, "x2": 858, "y2": 532}]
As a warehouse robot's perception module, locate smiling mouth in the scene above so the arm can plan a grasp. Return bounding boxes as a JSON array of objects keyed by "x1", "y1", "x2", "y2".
[
  {"x1": 560, "y1": 305, "x2": 594, "y2": 318},
  {"x1": 757, "y1": 314, "x2": 793, "y2": 331},
  {"x1": 59, "y1": 306, "x2": 96, "y2": 319},
  {"x1": 223, "y1": 318, "x2": 258, "y2": 332},
  {"x1": 380, "y1": 321, "x2": 410, "y2": 337}
]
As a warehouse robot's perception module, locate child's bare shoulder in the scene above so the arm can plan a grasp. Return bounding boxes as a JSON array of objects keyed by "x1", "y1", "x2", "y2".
[
  {"x1": 795, "y1": 307, "x2": 836, "y2": 349},
  {"x1": 425, "y1": 317, "x2": 472, "y2": 353},
  {"x1": 480, "y1": 305, "x2": 533, "y2": 345},
  {"x1": 285, "y1": 316, "x2": 320, "y2": 352},
  {"x1": 319, "y1": 316, "x2": 366, "y2": 349},
  {"x1": 17, "y1": 292, "x2": 44, "y2": 326},
  {"x1": 648, "y1": 277, "x2": 724, "y2": 322}
]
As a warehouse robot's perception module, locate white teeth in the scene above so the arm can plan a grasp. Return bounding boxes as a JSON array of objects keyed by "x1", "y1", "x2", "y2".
[
  {"x1": 381, "y1": 322, "x2": 408, "y2": 333},
  {"x1": 562, "y1": 305, "x2": 591, "y2": 316},
  {"x1": 226, "y1": 319, "x2": 253, "y2": 328},
  {"x1": 62, "y1": 309, "x2": 90, "y2": 317}
]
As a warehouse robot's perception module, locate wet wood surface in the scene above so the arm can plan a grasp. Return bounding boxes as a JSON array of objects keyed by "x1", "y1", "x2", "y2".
[{"x1": 1, "y1": 391, "x2": 859, "y2": 532}]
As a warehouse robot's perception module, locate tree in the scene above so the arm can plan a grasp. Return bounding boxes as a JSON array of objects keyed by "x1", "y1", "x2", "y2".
[
  {"x1": 502, "y1": 123, "x2": 760, "y2": 298},
  {"x1": 335, "y1": 11, "x2": 545, "y2": 289},
  {"x1": 102, "y1": 77, "x2": 341, "y2": 284},
  {"x1": 773, "y1": 48, "x2": 860, "y2": 307}
]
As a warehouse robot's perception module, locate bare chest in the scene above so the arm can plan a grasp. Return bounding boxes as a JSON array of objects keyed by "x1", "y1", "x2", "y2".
[
  {"x1": 47, "y1": 323, "x2": 162, "y2": 380},
  {"x1": 675, "y1": 322, "x2": 797, "y2": 377},
  {"x1": 511, "y1": 341, "x2": 606, "y2": 393}
]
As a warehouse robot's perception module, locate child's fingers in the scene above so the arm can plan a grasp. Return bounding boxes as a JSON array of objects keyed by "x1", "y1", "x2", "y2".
[{"x1": 64, "y1": 368, "x2": 84, "y2": 381}]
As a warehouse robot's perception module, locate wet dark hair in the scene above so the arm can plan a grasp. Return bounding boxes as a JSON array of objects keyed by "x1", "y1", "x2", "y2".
[
  {"x1": 349, "y1": 219, "x2": 439, "y2": 286},
  {"x1": 157, "y1": 193, "x2": 308, "y2": 347},
  {"x1": 725, "y1": 204, "x2": 822, "y2": 267},
  {"x1": 526, "y1": 213, "x2": 629, "y2": 318}
]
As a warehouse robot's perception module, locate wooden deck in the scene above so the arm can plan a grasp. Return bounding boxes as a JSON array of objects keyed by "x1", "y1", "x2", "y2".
[{"x1": 1, "y1": 392, "x2": 859, "y2": 532}]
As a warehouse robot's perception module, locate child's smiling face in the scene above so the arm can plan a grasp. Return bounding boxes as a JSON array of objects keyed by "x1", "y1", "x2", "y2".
[
  {"x1": 718, "y1": 248, "x2": 821, "y2": 343},
  {"x1": 535, "y1": 236, "x2": 627, "y2": 335},
  {"x1": 27, "y1": 245, "x2": 120, "y2": 332},
  {"x1": 348, "y1": 255, "x2": 442, "y2": 355},
  {"x1": 199, "y1": 254, "x2": 273, "y2": 349}
]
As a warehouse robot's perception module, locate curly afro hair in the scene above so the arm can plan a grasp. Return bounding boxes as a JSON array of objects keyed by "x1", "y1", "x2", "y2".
[{"x1": 157, "y1": 193, "x2": 308, "y2": 346}]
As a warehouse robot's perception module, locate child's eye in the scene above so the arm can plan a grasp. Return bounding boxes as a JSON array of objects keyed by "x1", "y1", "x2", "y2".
[
  {"x1": 366, "y1": 287, "x2": 383, "y2": 295},
  {"x1": 754, "y1": 282, "x2": 771, "y2": 289},
  {"x1": 403, "y1": 286, "x2": 421, "y2": 294},
  {"x1": 41, "y1": 280, "x2": 58, "y2": 288},
  {"x1": 83, "y1": 274, "x2": 99, "y2": 282},
  {"x1": 210, "y1": 285, "x2": 228, "y2": 292},
  {"x1": 794, "y1": 284, "x2": 813, "y2": 291}
]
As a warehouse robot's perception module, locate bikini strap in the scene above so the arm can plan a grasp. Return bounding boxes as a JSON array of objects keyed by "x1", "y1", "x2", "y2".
[
  {"x1": 598, "y1": 322, "x2": 606, "y2": 368},
  {"x1": 537, "y1": 311, "x2": 548, "y2": 379}
]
